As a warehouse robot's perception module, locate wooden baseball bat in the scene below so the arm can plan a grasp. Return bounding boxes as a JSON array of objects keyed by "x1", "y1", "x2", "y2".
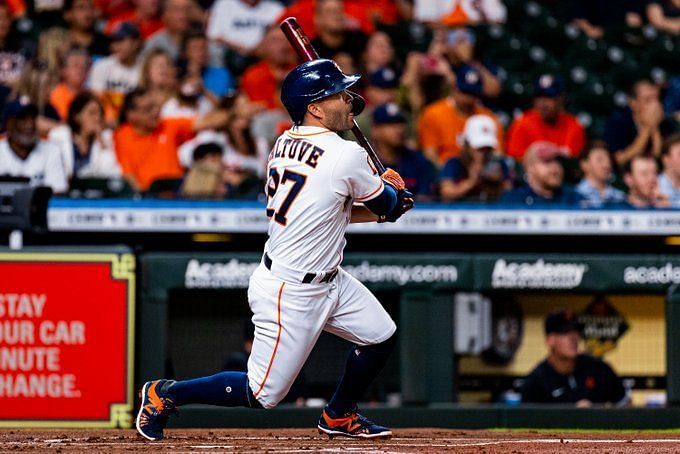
[{"x1": 280, "y1": 17, "x2": 387, "y2": 174}]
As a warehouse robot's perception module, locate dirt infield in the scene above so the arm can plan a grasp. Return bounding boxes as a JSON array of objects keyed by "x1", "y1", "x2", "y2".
[{"x1": 2, "y1": 428, "x2": 680, "y2": 453}]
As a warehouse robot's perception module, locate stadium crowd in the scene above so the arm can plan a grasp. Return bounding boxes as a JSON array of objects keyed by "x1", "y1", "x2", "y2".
[{"x1": 0, "y1": 0, "x2": 679, "y2": 208}]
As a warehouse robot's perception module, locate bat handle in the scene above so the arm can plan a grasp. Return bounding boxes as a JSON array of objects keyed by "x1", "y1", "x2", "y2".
[{"x1": 351, "y1": 122, "x2": 386, "y2": 175}]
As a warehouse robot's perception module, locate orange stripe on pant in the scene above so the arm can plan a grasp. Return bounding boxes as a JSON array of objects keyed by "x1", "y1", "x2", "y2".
[{"x1": 253, "y1": 282, "x2": 285, "y2": 399}]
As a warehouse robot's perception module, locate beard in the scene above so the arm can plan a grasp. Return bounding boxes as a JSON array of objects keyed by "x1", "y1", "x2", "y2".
[
  {"x1": 324, "y1": 108, "x2": 353, "y2": 132},
  {"x1": 11, "y1": 131, "x2": 38, "y2": 149}
]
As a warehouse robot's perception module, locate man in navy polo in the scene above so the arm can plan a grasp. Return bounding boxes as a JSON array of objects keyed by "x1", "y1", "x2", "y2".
[{"x1": 372, "y1": 103, "x2": 435, "y2": 199}]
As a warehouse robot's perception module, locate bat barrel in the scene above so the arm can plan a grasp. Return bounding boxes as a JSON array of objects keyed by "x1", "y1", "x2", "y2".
[{"x1": 280, "y1": 17, "x2": 319, "y2": 62}]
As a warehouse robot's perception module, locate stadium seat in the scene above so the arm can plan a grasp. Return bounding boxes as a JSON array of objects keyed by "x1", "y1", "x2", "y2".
[
  {"x1": 564, "y1": 38, "x2": 609, "y2": 71},
  {"x1": 568, "y1": 79, "x2": 615, "y2": 115},
  {"x1": 69, "y1": 178, "x2": 136, "y2": 199},
  {"x1": 146, "y1": 178, "x2": 183, "y2": 199},
  {"x1": 561, "y1": 157, "x2": 582, "y2": 184},
  {"x1": 496, "y1": 72, "x2": 533, "y2": 112},
  {"x1": 641, "y1": 34, "x2": 680, "y2": 73}
]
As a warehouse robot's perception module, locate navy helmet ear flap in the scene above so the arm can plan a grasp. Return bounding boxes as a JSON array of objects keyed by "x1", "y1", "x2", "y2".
[
  {"x1": 281, "y1": 59, "x2": 362, "y2": 124},
  {"x1": 346, "y1": 90, "x2": 365, "y2": 118}
]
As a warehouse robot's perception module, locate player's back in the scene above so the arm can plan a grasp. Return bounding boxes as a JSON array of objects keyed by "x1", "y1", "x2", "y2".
[{"x1": 264, "y1": 125, "x2": 381, "y2": 272}]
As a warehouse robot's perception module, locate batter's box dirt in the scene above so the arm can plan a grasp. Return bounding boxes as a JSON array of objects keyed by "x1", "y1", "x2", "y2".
[{"x1": 2, "y1": 428, "x2": 680, "y2": 453}]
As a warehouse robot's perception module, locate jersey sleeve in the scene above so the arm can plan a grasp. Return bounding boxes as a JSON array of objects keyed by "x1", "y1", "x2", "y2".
[{"x1": 331, "y1": 145, "x2": 384, "y2": 202}]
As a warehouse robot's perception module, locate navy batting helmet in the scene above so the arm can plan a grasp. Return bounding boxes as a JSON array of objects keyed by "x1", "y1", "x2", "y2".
[{"x1": 281, "y1": 59, "x2": 364, "y2": 124}]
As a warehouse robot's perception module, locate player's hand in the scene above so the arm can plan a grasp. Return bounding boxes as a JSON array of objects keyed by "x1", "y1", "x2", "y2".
[
  {"x1": 381, "y1": 168, "x2": 406, "y2": 191},
  {"x1": 379, "y1": 189, "x2": 415, "y2": 223}
]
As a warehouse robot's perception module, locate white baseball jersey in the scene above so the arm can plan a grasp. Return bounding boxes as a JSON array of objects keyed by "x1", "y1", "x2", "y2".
[
  {"x1": 0, "y1": 139, "x2": 68, "y2": 193},
  {"x1": 264, "y1": 125, "x2": 385, "y2": 272},
  {"x1": 246, "y1": 125, "x2": 396, "y2": 409}
]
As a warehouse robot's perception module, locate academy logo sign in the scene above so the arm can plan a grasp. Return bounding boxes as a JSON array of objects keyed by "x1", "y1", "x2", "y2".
[
  {"x1": 185, "y1": 259, "x2": 259, "y2": 289},
  {"x1": 623, "y1": 263, "x2": 680, "y2": 285},
  {"x1": 491, "y1": 259, "x2": 588, "y2": 289},
  {"x1": 343, "y1": 261, "x2": 458, "y2": 285}
]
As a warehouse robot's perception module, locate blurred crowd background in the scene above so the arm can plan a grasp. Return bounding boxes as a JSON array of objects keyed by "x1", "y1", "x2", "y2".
[{"x1": 0, "y1": 0, "x2": 679, "y2": 208}]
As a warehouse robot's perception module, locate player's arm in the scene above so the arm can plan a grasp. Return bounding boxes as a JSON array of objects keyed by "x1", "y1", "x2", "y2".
[
  {"x1": 359, "y1": 178, "x2": 414, "y2": 224},
  {"x1": 350, "y1": 204, "x2": 380, "y2": 223}
]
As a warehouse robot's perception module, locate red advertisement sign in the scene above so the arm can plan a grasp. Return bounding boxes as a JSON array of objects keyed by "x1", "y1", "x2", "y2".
[{"x1": 0, "y1": 252, "x2": 135, "y2": 427}]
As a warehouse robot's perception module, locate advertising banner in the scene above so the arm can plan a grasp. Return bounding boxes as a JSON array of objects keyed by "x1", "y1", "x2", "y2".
[{"x1": 0, "y1": 252, "x2": 135, "y2": 428}]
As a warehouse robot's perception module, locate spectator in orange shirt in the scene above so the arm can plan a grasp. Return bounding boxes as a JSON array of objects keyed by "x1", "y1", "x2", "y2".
[
  {"x1": 505, "y1": 74, "x2": 585, "y2": 160},
  {"x1": 114, "y1": 87, "x2": 230, "y2": 191},
  {"x1": 105, "y1": 0, "x2": 163, "y2": 40},
  {"x1": 49, "y1": 47, "x2": 91, "y2": 121},
  {"x1": 417, "y1": 64, "x2": 503, "y2": 166},
  {"x1": 240, "y1": 26, "x2": 295, "y2": 110}
]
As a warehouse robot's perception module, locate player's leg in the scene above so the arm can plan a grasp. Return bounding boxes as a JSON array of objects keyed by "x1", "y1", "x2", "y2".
[
  {"x1": 318, "y1": 268, "x2": 397, "y2": 438},
  {"x1": 245, "y1": 266, "x2": 335, "y2": 409}
]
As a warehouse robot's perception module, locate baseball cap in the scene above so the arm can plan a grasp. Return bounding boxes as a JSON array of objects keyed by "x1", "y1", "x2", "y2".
[
  {"x1": 110, "y1": 21, "x2": 141, "y2": 41},
  {"x1": 446, "y1": 28, "x2": 476, "y2": 46},
  {"x1": 534, "y1": 74, "x2": 565, "y2": 98},
  {"x1": 455, "y1": 65, "x2": 483, "y2": 97},
  {"x1": 2, "y1": 98, "x2": 38, "y2": 123},
  {"x1": 545, "y1": 309, "x2": 581, "y2": 335},
  {"x1": 526, "y1": 141, "x2": 567, "y2": 162},
  {"x1": 372, "y1": 103, "x2": 407, "y2": 125},
  {"x1": 368, "y1": 67, "x2": 401, "y2": 89},
  {"x1": 461, "y1": 115, "x2": 498, "y2": 149}
]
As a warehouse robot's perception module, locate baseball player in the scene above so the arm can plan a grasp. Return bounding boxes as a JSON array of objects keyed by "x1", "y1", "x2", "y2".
[{"x1": 136, "y1": 59, "x2": 414, "y2": 441}]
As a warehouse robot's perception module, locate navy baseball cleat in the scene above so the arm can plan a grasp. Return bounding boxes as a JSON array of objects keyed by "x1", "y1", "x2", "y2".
[
  {"x1": 317, "y1": 407, "x2": 392, "y2": 439},
  {"x1": 136, "y1": 379, "x2": 177, "y2": 441}
]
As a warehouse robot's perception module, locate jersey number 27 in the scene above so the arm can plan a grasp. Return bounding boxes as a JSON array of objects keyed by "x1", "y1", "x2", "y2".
[{"x1": 266, "y1": 168, "x2": 307, "y2": 226}]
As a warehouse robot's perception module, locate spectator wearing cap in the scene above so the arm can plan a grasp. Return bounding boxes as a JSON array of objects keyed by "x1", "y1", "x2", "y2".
[
  {"x1": 505, "y1": 74, "x2": 585, "y2": 161},
  {"x1": 659, "y1": 133, "x2": 680, "y2": 207},
  {"x1": 520, "y1": 309, "x2": 627, "y2": 406},
  {"x1": 443, "y1": 27, "x2": 501, "y2": 98},
  {"x1": 105, "y1": 0, "x2": 163, "y2": 40},
  {"x1": 63, "y1": 0, "x2": 111, "y2": 59},
  {"x1": 355, "y1": 66, "x2": 402, "y2": 143},
  {"x1": 89, "y1": 21, "x2": 144, "y2": 125},
  {"x1": 576, "y1": 141, "x2": 625, "y2": 208},
  {"x1": 501, "y1": 142, "x2": 583, "y2": 206},
  {"x1": 0, "y1": 100, "x2": 68, "y2": 193},
  {"x1": 366, "y1": 66, "x2": 401, "y2": 107},
  {"x1": 439, "y1": 114, "x2": 512, "y2": 202},
  {"x1": 603, "y1": 80, "x2": 678, "y2": 168},
  {"x1": 372, "y1": 103, "x2": 435, "y2": 198},
  {"x1": 615, "y1": 154, "x2": 670, "y2": 209},
  {"x1": 141, "y1": 0, "x2": 191, "y2": 61},
  {"x1": 418, "y1": 64, "x2": 503, "y2": 166}
]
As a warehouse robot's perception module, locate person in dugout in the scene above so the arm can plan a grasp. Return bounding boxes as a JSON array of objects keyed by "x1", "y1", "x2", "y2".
[{"x1": 520, "y1": 309, "x2": 628, "y2": 406}]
